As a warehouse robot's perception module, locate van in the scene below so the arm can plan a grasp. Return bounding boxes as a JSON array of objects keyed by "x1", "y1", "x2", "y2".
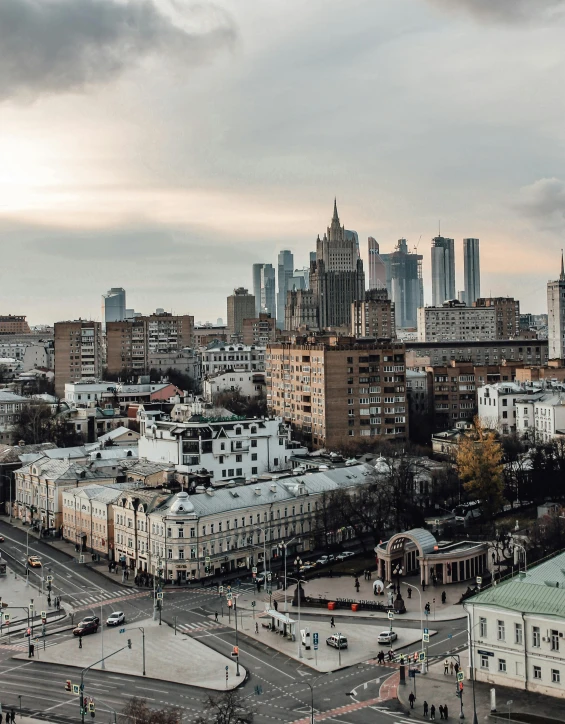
[
  {"x1": 453, "y1": 503, "x2": 482, "y2": 524},
  {"x1": 326, "y1": 634, "x2": 348, "y2": 649}
]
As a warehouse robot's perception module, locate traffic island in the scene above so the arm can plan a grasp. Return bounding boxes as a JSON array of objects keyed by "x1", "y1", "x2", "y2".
[{"x1": 13, "y1": 617, "x2": 245, "y2": 690}]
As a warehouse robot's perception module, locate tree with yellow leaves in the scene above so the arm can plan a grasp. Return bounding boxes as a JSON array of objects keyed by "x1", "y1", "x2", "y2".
[{"x1": 456, "y1": 417, "x2": 504, "y2": 521}]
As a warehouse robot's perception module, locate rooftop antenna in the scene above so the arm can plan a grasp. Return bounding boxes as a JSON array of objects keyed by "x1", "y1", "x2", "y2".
[{"x1": 438, "y1": 220, "x2": 441, "y2": 237}]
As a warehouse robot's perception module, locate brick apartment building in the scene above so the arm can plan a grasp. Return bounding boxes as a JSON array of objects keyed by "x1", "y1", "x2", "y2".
[
  {"x1": 473, "y1": 297, "x2": 520, "y2": 339},
  {"x1": 351, "y1": 289, "x2": 396, "y2": 339},
  {"x1": 0, "y1": 315, "x2": 31, "y2": 335},
  {"x1": 54, "y1": 320, "x2": 103, "y2": 397},
  {"x1": 267, "y1": 336, "x2": 407, "y2": 449},
  {"x1": 242, "y1": 314, "x2": 277, "y2": 346}
]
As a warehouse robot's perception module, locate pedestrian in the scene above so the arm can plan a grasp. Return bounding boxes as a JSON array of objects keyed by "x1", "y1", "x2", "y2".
[
  {"x1": 47, "y1": 594, "x2": 51, "y2": 607},
  {"x1": 450, "y1": 661, "x2": 454, "y2": 675},
  {"x1": 430, "y1": 704, "x2": 436, "y2": 721},
  {"x1": 274, "y1": 599, "x2": 278, "y2": 611},
  {"x1": 29, "y1": 643, "x2": 35, "y2": 658},
  {"x1": 400, "y1": 654, "x2": 405, "y2": 665},
  {"x1": 368, "y1": 570, "x2": 372, "y2": 580},
  {"x1": 441, "y1": 591, "x2": 446, "y2": 604},
  {"x1": 1, "y1": 709, "x2": 4, "y2": 723},
  {"x1": 454, "y1": 662, "x2": 459, "y2": 675},
  {"x1": 330, "y1": 616, "x2": 335, "y2": 628},
  {"x1": 407, "y1": 587, "x2": 412, "y2": 599},
  {"x1": 444, "y1": 704, "x2": 448, "y2": 719},
  {"x1": 255, "y1": 622, "x2": 259, "y2": 633},
  {"x1": 422, "y1": 580, "x2": 426, "y2": 591},
  {"x1": 355, "y1": 578, "x2": 360, "y2": 593},
  {"x1": 439, "y1": 704, "x2": 445, "y2": 720},
  {"x1": 409, "y1": 692, "x2": 415, "y2": 709},
  {"x1": 444, "y1": 659, "x2": 449, "y2": 675},
  {"x1": 79, "y1": 634, "x2": 83, "y2": 649},
  {"x1": 423, "y1": 701, "x2": 429, "y2": 718},
  {"x1": 215, "y1": 611, "x2": 219, "y2": 622},
  {"x1": 10, "y1": 710, "x2": 15, "y2": 724},
  {"x1": 57, "y1": 597, "x2": 60, "y2": 611}
]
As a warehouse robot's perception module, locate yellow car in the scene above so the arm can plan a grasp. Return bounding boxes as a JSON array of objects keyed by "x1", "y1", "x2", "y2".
[{"x1": 27, "y1": 556, "x2": 42, "y2": 568}]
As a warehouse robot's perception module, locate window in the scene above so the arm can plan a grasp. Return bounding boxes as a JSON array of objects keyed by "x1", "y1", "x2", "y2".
[
  {"x1": 533, "y1": 666, "x2": 541, "y2": 680},
  {"x1": 178, "y1": 549, "x2": 184, "y2": 559},
  {"x1": 515, "y1": 623, "x2": 523, "y2": 645},
  {"x1": 532, "y1": 626, "x2": 541, "y2": 647},
  {"x1": 274, "y1": 458, "x2": 279, "y2": 466},
  {"x1": 178, "y1": 528, "x2": 184, "y2": 538},
  {"x1": 551, "y1": 630, "x2": 559, "y2": 651},
  {"x1": 252, "y1": 467, "x2": 258, "y2": 474},
  {"x1": 498, "y1": 659, "x2": 506, "y2": 673},
  {"x1": 552, "y1": 669, "x2": 560, "y2": 684},
  {"x1": 251, "y1": 440, "x2": 257, "y2": 448},
  {"x1": 236, "y1": 454, "x2": 242, "y2": 463},
  {"x1": 251, "y1": 453, "x2": 257, "y2": 461},
  {"x1": 480, "y1": 654, "x2": 489, "y2": 670},
  {"x1": 219, "y1": 456, "x2": 224, "y2": 464},
  {"x1": 497, "y1": 620, "x2": 505, "y2": 641},
  {"x1": 480, "y1": 617, "x2": 487, "y2": 637},
  {"x1": 221, "y1": 442, "x2": 225, "y2": 450},
  {"x1": 167, "y1": 549, "x2": 173, "y2": 559}
]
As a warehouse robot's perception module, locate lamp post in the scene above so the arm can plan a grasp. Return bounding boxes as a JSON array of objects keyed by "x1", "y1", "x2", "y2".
[
  {"x1": 287, "y1": 575, "x2": 303, "y2": 659},
  {"x1": 393, "y1": 564, "x2": 404, "y2": 594},
  {"x1": 278, "y1": 536, "x2": 298, "y2": 613},
  {"x1": 302, "y1": 675, "x2": 323, "y2": 724},
  {"x1": 403, "y1": 582, "x2": 425, "y2": 673},
  {"x1": 512, "y1": 542, "x2": 527, "y2": 573},
  {"x1": 233, "y1": 598, "x2": 240, "y2": 677}
]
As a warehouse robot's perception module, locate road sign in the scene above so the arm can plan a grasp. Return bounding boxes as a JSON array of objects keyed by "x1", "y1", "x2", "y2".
[
  {"x1": 219, "y1": 586, "x2": 224, "y2": 593},
  {"x1": 423, "y1": 633, "x2": 430, "y2": 643},
  {"x1": 457, "y1": 671, "x2": 465, "y2": 682},
  {"x1": 41, "y1": 611, "x2": 46, "y2": 619},
  {"x1": 226, "y1": 592, "x2": 233, "y2": 601},
  {"x1": 251, "y1": 601, "x2": 256, "y2": 607},
  {"x1": 267, "y1": 573, "x2": 272, "y2": 581},
  {"x1": 225, "y1": 665, "x2": 228, "y2": 671},
  {"x1": 387, "y1": 611, "x2": 394, "y2": 620},
  {"x1": 252, "y1": 567, "x2": 257, "y2": 574},
  {"x1": 79, "y1": 555, "x2": 85, "y2": 564},
  {"x1": 423, "y1": 627, "x2": 429, "y2": 634},
  {"x1": 205, "y1": 556, "x2": 211, "y2": 564},
  {"x1": 29, "y1": 603, "x2": 34, "y2": 610},
  {"x1": 156, "y1": 592, "x2": 163, "y2": 600},
  {"x1": 476, "y1": 576, "x2": 482, "y2": 585},
  {"x1": 47, "y1": 575, "x2": 53, "y2": 582},
  {"x1": 119, "y1": 628, "x2": 126, "y2": 634},
  {"x1": 73, "y1": 685, "x2": 80, "y2": 695},
  {"x1": 418, "y1": 652, "x2": 426, "y2": 662},
  {"x1": 477, "y1": 649, "x2": 494, "y2": 657},
  {"x1": 313, "y1": 632, "x2": 319, "y2": 650},
  {"x1": 448, "y1": 633, "x2": 453, "y2": 639}
]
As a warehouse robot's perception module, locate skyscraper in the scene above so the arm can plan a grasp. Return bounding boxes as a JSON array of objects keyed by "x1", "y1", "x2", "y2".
[
  {"x1": 252, "y1": 263, "x2": 276, "y2": 318},
  {"x1": 368, "y1": 237, "x2": 387, "y2": 290},
  {"x1": 431, "y1": 236, "x2": 456, "y2": 306},
  {"x1": 102, "y1": 288, "x2": 126, "y2": 326},
  {"x1": 547, "y1": 255, "x2": 565, "y2": 360},
  {"x1": 227, "y1": 287, "x2": 256, "y2": 338},
  {"x1": 277, "y1": 250, "x2": 294, "y2": 329},
  {"x1": 309, "y1": 200, "x2": 365, "y2": 328},
  {"x1": 381, "y1": 239, "x2": 423, "y2": 329},
  {"x1": 463, "y1": 238, "x2": 481, "y2": 306}
]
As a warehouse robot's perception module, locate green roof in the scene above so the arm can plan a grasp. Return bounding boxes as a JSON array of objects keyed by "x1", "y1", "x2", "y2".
[{"x1": 467, "y1": 551, "x2": 565, "y2": 617}]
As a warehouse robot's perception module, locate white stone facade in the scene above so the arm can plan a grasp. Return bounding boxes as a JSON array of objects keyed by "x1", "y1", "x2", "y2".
[
  {"x1": 203, "y1": 370, "x2": 265, "y2": 401},
  {"x1": 515, "y1": 390, "x2": 565, "y2": 443},
  {"x1": 202, "y1": 343, "x2": 265, "y2": 376},
  {"x1": 477, "y1": 382, "x2": 523, "y2": 434}
]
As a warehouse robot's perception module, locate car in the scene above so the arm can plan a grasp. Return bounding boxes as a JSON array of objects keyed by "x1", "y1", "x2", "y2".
[
  {"x1": 335, "y1": 551, "x2": 355, "y2": 561},
  {"x1": 326, "y1": 634, "x2": 348, "y2": 649},
  {"x1": 255, "y1": 571, "x2": 272, "y2": 584},
  {"x1": 316, "y1": 556, "x2": 329, "y2": 566},
  {"x1": 79, "y1": 615, "x2": 100, "y2": 626},
  {"x1": 73, "y1": 620, "x2": 98, "y2": 636},
  {"x1": 377, "y1": 630, "x2": 398, "y2": 644},
  {"x1": 27, "y1": 556, "x2": 42, "y2": 568},
  {"x1": 0, "y1": 535, "x2": 5, "y2": 543},
  {"x1": 299, "y1": 562, "x2": 316, "y2": 572},
  {"x1": 106, "y1": 611, "x2": 125, "y2": 626}
]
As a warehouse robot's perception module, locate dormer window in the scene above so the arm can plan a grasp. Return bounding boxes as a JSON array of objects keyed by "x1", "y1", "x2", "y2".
[
  {"x1": 235, "y1": 427, "x2": 242, "y2": 436},
  {"x1": 250, "y1": 426, "x2": 257, "y2": 435}
]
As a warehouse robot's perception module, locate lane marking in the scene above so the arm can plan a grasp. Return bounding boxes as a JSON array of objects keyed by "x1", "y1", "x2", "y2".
[{"x1": 0, "y1": 662, "x2": 33, "y2": 675}]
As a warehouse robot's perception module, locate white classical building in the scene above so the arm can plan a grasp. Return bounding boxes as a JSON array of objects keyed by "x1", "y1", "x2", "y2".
[
  {"x1": 138, "y1": 414, "x2": 306, "y2": 482},
  {"x1": 465, "y1": 551, "x2": 565, "y2": 698},
  {"x1": 477, "y1": 382, "x2": 524, "y2": 434},
  {"x1": 111, "y1": 464, "x2": 374, "y2": 581},
  {"x1": 203, "y1": 370, "x2": 265, "y2": 402},
  {"x1": 515, "y1": 389, "x2": 565, "y2": 443},
  {"x1": 201, "y1": 342, "x2": 265, "y2": 376}
]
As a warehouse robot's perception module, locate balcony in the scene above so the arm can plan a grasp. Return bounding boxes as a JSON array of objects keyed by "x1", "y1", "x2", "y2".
[{"x1": 231, "y1": 442, "x2": 250, "y2": 452}]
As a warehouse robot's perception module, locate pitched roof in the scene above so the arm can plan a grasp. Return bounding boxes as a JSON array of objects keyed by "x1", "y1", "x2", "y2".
[
  {"x1": 97, "y1": 426, "x2": 139, "y2": 443},
  {"x1": 467, "y1": 551, "x2": 565, "y2": 617}
]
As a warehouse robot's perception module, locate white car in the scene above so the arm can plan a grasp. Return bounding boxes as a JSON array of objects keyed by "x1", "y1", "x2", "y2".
[
  {"x1": 326, "y1": 634, "x2": 348, "y2": 649},
  {"x1": 335, "y1": 551, "x2": 355, "y2": 561},
  {"x1": 377, "y1": 630, "x2": 398, "y2": 644},
  {"x1": 106, "y1": 611, "x2": 125, "y2": 626}
]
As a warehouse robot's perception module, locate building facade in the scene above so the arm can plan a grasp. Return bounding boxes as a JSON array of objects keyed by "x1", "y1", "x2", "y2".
[
  {"x1": 406, "y1": 340, "x2": 548, "y2": 368},
  {"x1": 474, "y1": 297, "x2": 520, "y2": 339},
  {"x1": 431, "y1": 236, "x2": 456, "y2": 307},
  {"x1": 368, "y1": 237, "x2": 387, "y2": 290},
  {"x1": 203, "y1": 370, "x2": 265, "y2": 402},
  {"x1": 0, "y1": 316, "x2": 31, "y2": 335},
  {"x1": 102, "y1": 288, "x2": 126, "y2": 326},
  {"x1": 0, "y1": 390, "x2": 28, "y2": 444},
  {"x1": 252, "y1": 264, "x2": 276, "y2": 319},
  {"x1": 202, "y1": 342, "x2": 265, "y2": 376},
  {"x1": 277, "y1": 251, "x2": 294, "y2": 329},
  {"x1": 284, "y1": 289, "x2": 319, "y2": 331},
  {"x1": 242, "y1": 314, "x2": 277, "y2": 346},
  {"x1": 463, "y1": 238, "x2": 480, "y2": 306},
  {"x1": 62, "y1": 484, "x2": 128, "y2": 556},
  {"x1": 418, "y1": 300, "x2": 496, "y2": 343},
  {"x1": 351, "y1": 289, "x2": 396, "y2": 339},
  {"x1": 381, "y1": 238, "x2": 423, "y2": 329},
  {"x1": 267, "y1": 336, "x2": 407, "y2": 449},
  {"x1": 547, "y1": 257, "x2": 565, "y2": 360},
  {"x1": 515, "y1": 389, "x2": 565, "y2": 443},
  {"x1": 227, "y1": 288, "x2": 255, "y2": 338},
  {"x1": 54, "y1": 320, "x2": 103, "y2": 397},
  {"x1": 477, "y1": 382, "x2": 524, "y2": 434}
]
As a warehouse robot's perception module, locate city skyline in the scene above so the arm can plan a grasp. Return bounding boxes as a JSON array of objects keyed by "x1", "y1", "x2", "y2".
[{"x1": 1, "y1": 0, "x2": 564, "y2": 324}]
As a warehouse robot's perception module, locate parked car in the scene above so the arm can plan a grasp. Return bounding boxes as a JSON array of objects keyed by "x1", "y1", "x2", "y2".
[
  {"x1": 299, "y1": 562, "x2": 316, "y2": 572},
  {"x1": 326, "y1": 634, "x2": 348, "y2": 649},
  {"x1": 27, "y1": 556, "x2": 42, "y2": 568},
  {"x1": 377, "y1": 630, "x2": 398, "y2": 644},
  {"x1": 106, "y1": 611, "x2": 125, "y2": 626},
  {"x1": 255, "y1": 571, "x2": 272, "y2": 584},
  {"x1": 73, "y1": 620, "x2": 98, "y2": 636},
  {"x1": 335, "y1": 551, "x2": 355, "y2": 561}
]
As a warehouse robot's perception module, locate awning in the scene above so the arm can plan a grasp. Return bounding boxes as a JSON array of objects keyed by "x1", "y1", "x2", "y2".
[{"x1": 263, "y1": 608, "x2": 295, "y2": 625}]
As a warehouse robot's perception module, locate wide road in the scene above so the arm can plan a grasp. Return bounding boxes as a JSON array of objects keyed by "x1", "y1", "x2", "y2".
[{"x1": 0, "y1": 522, "x2": 465, "y2": 724}]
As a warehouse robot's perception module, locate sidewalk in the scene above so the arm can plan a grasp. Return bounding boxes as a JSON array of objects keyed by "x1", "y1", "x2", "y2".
[
  {"x1": 397, "y1": 653, "x2": 564, "y2": 723},
  {"x1": 234, "y1": 575, "x2": 467, "y2": 622},
  {"x1": 14, "y1": 617, "x2": 246, "y2": 690}
]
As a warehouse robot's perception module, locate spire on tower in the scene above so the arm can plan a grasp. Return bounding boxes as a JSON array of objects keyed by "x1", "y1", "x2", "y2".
[
  {"x1": 332, "y1": 197, "x2": 339, "y2": 222},
  {"x1": 561, "y1": 249, "x2": 565, "y2": 281}
]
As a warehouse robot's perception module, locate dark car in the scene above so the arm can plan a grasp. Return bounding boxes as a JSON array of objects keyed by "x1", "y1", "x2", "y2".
[
  {"x1": 73, "y1": 620, "x2": 98, "y2": 636},
  {"x1": 79, "y1": 615, "x2": 100, "y2": 626},
  {"x1": 0, "y1": 535, "x2": 5, "y2": 543}
]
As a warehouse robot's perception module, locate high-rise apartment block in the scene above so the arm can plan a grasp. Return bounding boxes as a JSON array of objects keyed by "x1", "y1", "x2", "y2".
[
  {"x1": 102, "y1": 288, "x2": 126, "y2": 325},
  {"x1": 368, "y1": 237, "x2": 387, "y2": 290},
  {"x1": 431, "y1": 236, "x2": 456, "y2": 306},
  {"x1": 309, "y1": 201, "x2": 365, "y2": 328},
  {"x1": 242, "y1": 314, "x2": 277, "y2": 346},
  {"x1": 547, "y1": 256, "x2": 565, "y2": 360},
  {"x1": 0, "y1": 315, "x2": 31, "y2": 335},
  {"x1": 227, "y1": 288, "x2": 255, "y2": 338},
  {"x1": 381, "y1": 239, "x2": 423, "y2": 329},
  {"x1": 277, "y1": 250, "x2": 294, "y2": 329},
  {"x1": 351, "y1": 289, "x2": 396, "y2": 339},
  {"x1": 418, "y1": 300, "x2": 497, "y2": 343},
  {"x1": 473, "y1": 297, "x2": 519, "y2": 339},
  {"x1": 463, "y1": 238, "x2": 480, "y2": 305},
  {"x1": 267, "y1": 336, "x2": 407, "y2": 449},
  {"x1": 284, "y1": 290, "x2": 319, "y2": 331},
  {"x1": 106, "y1": 318, "x2": 148, "y2": 375},
  {"x1": 54, "y1": 320, "x2": 103, "y2": 396}
]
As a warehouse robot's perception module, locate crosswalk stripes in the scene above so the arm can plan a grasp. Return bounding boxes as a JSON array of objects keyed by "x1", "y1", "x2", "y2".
[
  {"x1": 71, "y1": 588, "x2": 137, "y2": 606},
  {"x1": 176, "y1": 620, "x2": 225, "y2": 635}
]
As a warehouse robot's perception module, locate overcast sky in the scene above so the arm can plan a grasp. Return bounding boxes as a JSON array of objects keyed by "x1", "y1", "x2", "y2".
[{"x1": 1, "y1": 0, "x2": 564, "y2": 324}]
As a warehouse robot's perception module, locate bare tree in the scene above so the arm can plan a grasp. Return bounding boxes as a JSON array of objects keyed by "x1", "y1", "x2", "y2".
[
  {"x1": 193, "y1": 691, "x2": 255, "y2": 724},
  {"x1": 121, "y1": 697, "x2": 180, "y2": 724}
]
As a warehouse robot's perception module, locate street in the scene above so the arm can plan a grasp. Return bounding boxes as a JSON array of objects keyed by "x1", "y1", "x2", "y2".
[{"x1": 0, "y1": 522, "x2": 465, "y2": 724}]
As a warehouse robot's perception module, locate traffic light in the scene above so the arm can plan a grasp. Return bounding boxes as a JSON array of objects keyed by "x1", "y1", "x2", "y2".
[
  {"x1": 231, "y1": 646, "x2": 239, "y2": 657},
  {"x1": 127, "y1": 638, "x2": 132, "y2": 649},
  {"x1": 227, "y1": 599, "x2": 232, "y2": 607},
  {"x1": 89, "y1": 698, "x2": 95, "y2": 717},
  {"x1": 65, "y1": 680, "x2": 71, "y2": 691}
]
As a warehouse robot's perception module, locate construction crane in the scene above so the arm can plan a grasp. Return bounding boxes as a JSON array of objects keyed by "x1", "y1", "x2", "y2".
[{"x1": 413, "y1": 235, "x2": 422, "y2": 253}]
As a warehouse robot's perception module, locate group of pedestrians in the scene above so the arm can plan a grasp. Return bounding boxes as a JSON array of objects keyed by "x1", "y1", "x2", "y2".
[
  {"x1": 363, "y1": 570, "x2": 372, "y2": 581},
  {"x1": 443, "y1": 658, "x2": 460, "y2": 676},
  {"x1": 0, "y1": 709, "x2": 16, "y2": 723},
  {"x1": 420, "y1": 700, "x2": 449, "y2": 720}
]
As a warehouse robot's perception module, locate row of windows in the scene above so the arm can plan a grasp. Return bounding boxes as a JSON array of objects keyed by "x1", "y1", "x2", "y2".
[
  {"x1": 485, "y1": 656, "x2": 561, "y2": 684},
  {"x1": 485, "y1": 618, "x2": 560, "y2": 651}
]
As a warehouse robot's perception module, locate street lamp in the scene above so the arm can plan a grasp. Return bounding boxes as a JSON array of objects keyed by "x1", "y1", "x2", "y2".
[
  {"x1": 403, "y1": 582, "x2": 425, "y2": 673},
  {"x1": 512, "y1": 542, "x2": 527, "y2": 573},
  {"x1": 393, "y1": 564, "x2": 404, "y2": 593},
  {"x1": 287, "y1": 575, "x2": 303, "y2": 659},
  {"x1": 302, "y1": 675, "x2": 323, "y2": 724},
  {"x1": 278, "y1": 536, "x2": 298, "y2": 613}
]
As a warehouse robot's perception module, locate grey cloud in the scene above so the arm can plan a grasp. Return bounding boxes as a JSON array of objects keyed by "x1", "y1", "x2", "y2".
[
  {"x1": 426, "y1": 0, "x2": 565, "y2": 23},
  {"x1": 516, "y1": 178, "x2": 565, "y2": 226},
  {"x1": 0, "y1": 0, "x2": 236, "y2": 100}
]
